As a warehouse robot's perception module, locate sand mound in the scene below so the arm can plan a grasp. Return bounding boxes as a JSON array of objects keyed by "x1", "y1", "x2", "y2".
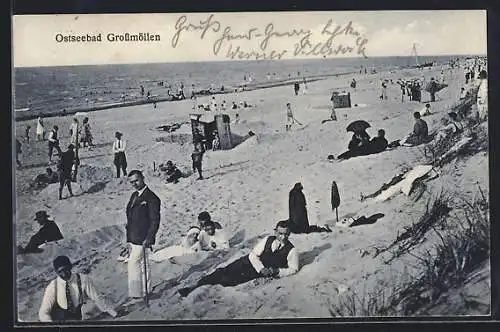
[
  {"x1": 76, "y1": 164, "x2": 114, "y2": 192},
  {"x1": 39, "y1": 182, "x2": 84, "y2": 197},
  {"x1": 232, "y1": 135, "x2": 259, "y2": 151},
  {"x1": 17, "y1": 225, "x2": 124, "y2": 279}
]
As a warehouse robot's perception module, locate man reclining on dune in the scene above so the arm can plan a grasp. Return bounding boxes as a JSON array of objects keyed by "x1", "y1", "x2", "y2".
[{"x1": 177, "y1": 220, "x2": 299, "y2": 297}]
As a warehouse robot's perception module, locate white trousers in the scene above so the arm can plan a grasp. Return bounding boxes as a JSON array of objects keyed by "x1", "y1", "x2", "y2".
[
  {"x1": 477, "y1": 102, "x2": 488, "y2": 121},
  {"x1": 127, "y1": 243, "x2": 151, "y2": 298}
]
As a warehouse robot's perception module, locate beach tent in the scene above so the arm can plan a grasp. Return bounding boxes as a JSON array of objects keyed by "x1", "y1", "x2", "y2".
[
  {"x1": 331, "y1": 92, "x2": 352, "y2": 108},
  {"x1": 190, "y1": 113, "x2": 233, "y2": 150}
]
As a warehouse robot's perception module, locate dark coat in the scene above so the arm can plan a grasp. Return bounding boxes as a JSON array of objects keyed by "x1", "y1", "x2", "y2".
[
  {"x1": 369, "y1": 137, "x2": 388, "y2": 154},
  {"x1": 58, "y1": 150, "x2": 75, "y2": 175},
  {"x1": 126, "y1": 187, "x2": 161, "y2": 246},
  {"x1": 24, "y1": 220, "x2": 63, "y2": 253},
  {"x1": 348, "y1": 131, "x2": 371, "y2": 151},
  {"x1": 288, "y1": 183, "x2": 309, "y2": 233}
]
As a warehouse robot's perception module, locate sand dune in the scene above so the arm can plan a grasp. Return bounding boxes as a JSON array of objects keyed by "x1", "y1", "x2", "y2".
[{"x1": 14, "y1": 65, "x2": 489, "y2": 321}]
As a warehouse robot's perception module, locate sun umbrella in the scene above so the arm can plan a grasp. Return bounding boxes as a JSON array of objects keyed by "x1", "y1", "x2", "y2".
[
  {"x1": 425, "y1": 81, "x2": 448, "y2": 94},
  {"x1": 346, "y1": 120, "x2": 371, "y2": 132}
]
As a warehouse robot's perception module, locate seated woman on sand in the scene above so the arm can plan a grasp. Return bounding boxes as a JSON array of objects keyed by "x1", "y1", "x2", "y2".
[
  {"x1": 198, "y1": 220, "x2": 230, "y2": 251},
  {"x1": 197, "y1": 211, "x2": 223, "y2": 230},
  {"x1": 337, "y1": 129, "x2": 388, "y2": 160},
  {"x1": 401, "y1": 112, "x2": 430, "y2": 147},
  {"x1": 150, "y1": 226, "x2": 202, "y2": 263},
  {"x1": 337, "y1": 129, "x2": 371, "y2": 160}
]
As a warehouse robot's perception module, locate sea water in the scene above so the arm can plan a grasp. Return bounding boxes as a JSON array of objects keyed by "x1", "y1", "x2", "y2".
[{"x1": 14, "y1": 56, "x2": 463, "y2": 115}]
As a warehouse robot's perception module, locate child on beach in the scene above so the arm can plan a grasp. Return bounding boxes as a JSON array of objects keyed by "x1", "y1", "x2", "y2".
[
  {"x1": 285, "y1": 103, "x2": 301, "y2": 131},
  {"x1": 191, "y1": 143, "x2": 205, "y2": 180},
  {"x1": 81, "y1": 117, "x2": 94, "y2": 147},
  {"x1": 380, "y1": 80, "x2": 388, "y2": 100},
  {"x1": 421, "y1": 103, "x2": 432, "y2": 116}
]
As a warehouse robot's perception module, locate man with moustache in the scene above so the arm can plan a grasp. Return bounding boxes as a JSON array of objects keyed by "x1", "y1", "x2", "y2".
[
  {"x1": 38, "y1": 255, "x2": 117, "y2": 321},
  {"x1": 124, "y1": 170, "x2": 161, "y2": 303},
  {"x1": 178, "y1": 220, "x2": 299, "y2": 297}
]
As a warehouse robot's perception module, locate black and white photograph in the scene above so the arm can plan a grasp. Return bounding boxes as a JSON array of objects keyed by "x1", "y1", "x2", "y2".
[{"x1": 12, "y1": 10, "x2": 490, "y2": 323}]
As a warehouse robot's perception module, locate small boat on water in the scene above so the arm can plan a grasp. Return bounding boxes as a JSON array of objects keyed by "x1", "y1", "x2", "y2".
[{"x1": 410, "y1": 43, "x2": 434, "y2": 69}]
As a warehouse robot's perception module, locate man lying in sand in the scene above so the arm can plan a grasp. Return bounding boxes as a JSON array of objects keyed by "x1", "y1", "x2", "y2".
[
  {"x1": 31, "y1": 167, "x2": 59, "y2": 189},
  {"x1": 18, "y1": 210, "x2": 63, "y2": 254},
  {"x1": 178, "y1": 220, "x2": 298, "y2": 297}
]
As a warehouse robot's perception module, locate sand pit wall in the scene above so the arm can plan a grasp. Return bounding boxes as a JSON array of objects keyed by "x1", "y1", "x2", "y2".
[{"x1": 76, "y1": 164, "x2": 115, "y2": 192}]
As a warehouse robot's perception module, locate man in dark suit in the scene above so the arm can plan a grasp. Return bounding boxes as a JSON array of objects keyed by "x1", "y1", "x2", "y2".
[
  {"x1": 125, "y1": 170, "x2": 161, "y2": 302},
  {"x1": 58, "y1": 144, "x2": 76, "y2": 200}
]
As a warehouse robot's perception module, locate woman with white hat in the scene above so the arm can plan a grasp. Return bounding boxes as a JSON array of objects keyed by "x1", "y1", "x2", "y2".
[{"x1": 121, "y1": 226, "x2": 202, "y2": 263}]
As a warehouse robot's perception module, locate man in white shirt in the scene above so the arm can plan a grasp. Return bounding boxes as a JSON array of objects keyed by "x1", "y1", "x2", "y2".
[
  {"x1": 421, "y1": 103, "x2": 432, "y2": 116},
  {"x1": 198, "y1": 220, "x2": 229, "y2": 251},
  {"x1": 39, "y1": 255, "x2": 117, "y2": 322},
  {"x1": 178, "y1": 220, "x2": 299, "y2": 297},
  {"x1": 112, "y1": 131, "x2": 127, "y2": 178},
  {"x1": 48, "y1": 125, "x2": 63, "y2": 163}
]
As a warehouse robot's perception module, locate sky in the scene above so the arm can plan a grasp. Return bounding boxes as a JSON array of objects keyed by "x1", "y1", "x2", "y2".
[{"x1": 12, "y1": 10, "x2": 487, "y2": 67}]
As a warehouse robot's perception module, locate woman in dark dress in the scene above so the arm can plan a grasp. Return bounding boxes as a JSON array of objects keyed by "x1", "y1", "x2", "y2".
[{"x1": 288, "y1": 183, "x2": 331, "y2": 234}]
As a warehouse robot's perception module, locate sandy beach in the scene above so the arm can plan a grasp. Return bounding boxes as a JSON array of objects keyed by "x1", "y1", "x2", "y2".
[{"x1": 14, "y1": 64, "x2": 490, "y2": 321}]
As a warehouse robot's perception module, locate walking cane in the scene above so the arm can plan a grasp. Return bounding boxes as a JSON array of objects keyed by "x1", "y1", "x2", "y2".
[{"x1": 142, "y1": 244, "x2": 150, "y2": 307}]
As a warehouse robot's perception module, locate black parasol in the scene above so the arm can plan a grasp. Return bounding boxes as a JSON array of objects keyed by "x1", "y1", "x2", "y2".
[{"x1": 346, "y1": 120, "x2": 371, "y2": 132}]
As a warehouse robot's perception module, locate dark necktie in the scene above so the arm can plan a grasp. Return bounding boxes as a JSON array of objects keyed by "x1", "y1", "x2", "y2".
[
  {"x1": 118, "y1": 140, "x2": 121, "y2": 149},
  {"x1": 130, "y1": 191, "x2": 139, "y2": 206},
  {"x1": 65, "y1": 281, "x2": 75, "y2": 311},
  {"x1": 274, "y1": 241, "x2": 282, "y2": 252}
]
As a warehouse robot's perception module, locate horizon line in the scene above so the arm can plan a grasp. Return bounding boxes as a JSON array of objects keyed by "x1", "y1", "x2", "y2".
[{"x1": 13, "y1": 53, "x2": 487, "y2": 69}]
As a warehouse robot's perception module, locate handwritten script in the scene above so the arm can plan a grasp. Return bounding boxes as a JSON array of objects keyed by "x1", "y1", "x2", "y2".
[{"x1": 171, "y1": 14, "x2": 369, "y2": 60}]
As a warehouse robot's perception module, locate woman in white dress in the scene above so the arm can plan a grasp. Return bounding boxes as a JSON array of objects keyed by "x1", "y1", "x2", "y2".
[
  {"x1": 69, "y1": 117, "x2": 79, "y2": 148},
  {"x1": 149, "y1": 226, "x2": 202, "y2": 263},
  {"x1": 36, "y1": 117, "x2": 45, "y2": 141}
]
